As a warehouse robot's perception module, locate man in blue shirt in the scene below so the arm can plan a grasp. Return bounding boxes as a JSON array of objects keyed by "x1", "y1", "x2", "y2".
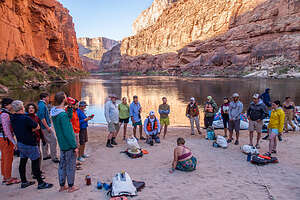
[
  {"x1": 37, "y1": 93, "x2": 59, "y2": 163},
  {"x1": 129, "y1": 96, "x2": 145, "y2": 140}
]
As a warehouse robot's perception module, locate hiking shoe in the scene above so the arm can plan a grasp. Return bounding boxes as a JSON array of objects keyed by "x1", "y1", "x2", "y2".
[
  {"x1": 255, "y1": 144, "x2": 260, "y2": 149},
  {"x1": 262, "y1": 135, "x2": 269, "y2": 140},
  {"x1": 38, "y1": 182, "x2": 53, "y2": 190},
  {"x1": 82, "y1": 154, "x2": 89, "y2": 158},
  {"x1": 271, "y1": 150, "x2": 277, "y2": 154},
  {"x1": 111, "y1": 140, "x2": 118, "y2": 145},
  {"x1": 77, "y1": 157, "x2": 85, "y2": 162},
  {"x1": 227, "y1": 139, "x2": 232, "y2": 143},
  {"x1": 191, "y1": 133, "x2": 195, "y2": 135},
  {"x1": 52, "y1": 158, "x2": 60, "y2": 163},
  {"x1": 234, "y1": 140, "x2": 239, "y2": 145},
  {"x1": 150, "y1": 141, "x2": 154, "y2": 146},
  {"x1": 21, "y1": 181, "x2": 35, "y2": 189},
  {"x1": 43, "y1": 156, "x2": 51, "y2": 161},
  {"x1": 140, "y1": 136, "x2": 146, "y2": 140},
  {"x1": 278, "y1": 135, "x2": 282, "y2": 141},
  {"x1": 106, "y1": 143, "x2": 114, "y2": 148}
]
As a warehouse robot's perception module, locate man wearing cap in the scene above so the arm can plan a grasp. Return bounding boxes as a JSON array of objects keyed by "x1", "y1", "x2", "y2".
[
  {"x1": 228, "y1": 93, "x2": 243, "y2": 145},
  {"x1": 144, "y1": 111, "x2": 161, "y2": 146},
  {"x1": 104, "y1": 94, "x2": 120, "y2": 148},
  {"x1": 130, "y1": 96, "x2": 146, "y2": 140},
  {"x1": 77, "y1": 101, "x2": 93, "y2": 162},
  {"x1": 186, "y1": 97, "x2": 202, "y2": 135},
  {"x1": 247, "y1": 94, "x2": 268, "y2": 148},
  {"x1": 204, "y1": 96, "x2": 218, "y2": 128}
]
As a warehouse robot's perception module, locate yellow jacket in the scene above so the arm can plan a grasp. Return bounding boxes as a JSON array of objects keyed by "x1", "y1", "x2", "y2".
[{"x1": 268, "y1": 108, "x2": 285, "y2": 133}]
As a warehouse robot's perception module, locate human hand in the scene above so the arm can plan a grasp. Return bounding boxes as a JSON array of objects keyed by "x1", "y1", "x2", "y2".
[
  {"x1": 169, "y1": 168, "x2": 175, "y2": 173},
  {"x1": 74, "y1": 148, "x2": 79, "y2": 153},
  {"x1": 47, "y1": 127, "x2": 51, "y2": 133}
]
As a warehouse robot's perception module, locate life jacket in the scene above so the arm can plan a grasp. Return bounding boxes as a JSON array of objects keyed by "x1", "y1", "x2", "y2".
[
  {"x1": 146, "y1": 116, "x2": 158, "y2": 132},
  {"x1": 205, "y1": 103, "x2": 214, "y2": 113},
  {"x1": 0, "y1": 108, "x2": 10, "y2": 142}
]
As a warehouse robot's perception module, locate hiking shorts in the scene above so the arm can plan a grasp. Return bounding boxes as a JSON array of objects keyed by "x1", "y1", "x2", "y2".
[
  {"x1": 249, "y1": 120, "x2": 263, "y2": 132},
  {"x1": 229, "y1": 120, "x2": 240, "y2": 132},
  {"x1": 79, "y1": 128, "x2": 88, "y2": 145},
  {"x1": 133, "y1": 121, "x2": 142, "y2": 127},
  {"x1": 108, "y1": 123, "x2": 120, "y2": 133},
  {"x1": 119, "y1": 117, "x2": 129, "y2": 124},
  {"x1": 222, "y1": 114, "x2": 229, "y2": 129},
  {"x1": 160, "y1": 117, "x2": 170, "y2": 126}
]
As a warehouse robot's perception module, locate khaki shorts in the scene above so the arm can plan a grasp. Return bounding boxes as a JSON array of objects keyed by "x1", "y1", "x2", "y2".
[
  {"x1": 160, "y1": 117, "x2": 170, "y2": 126},
  {"x1": 108, "y1": 123, "x2": 120, "y2": 133},
  {"x1": 249, "y1": 120, "x2": 263, "y2": 132}
]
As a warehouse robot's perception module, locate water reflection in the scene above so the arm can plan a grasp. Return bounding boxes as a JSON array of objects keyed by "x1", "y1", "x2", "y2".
[{"x1": 6, "y1": 75, "x2": 300, "y2": 127}]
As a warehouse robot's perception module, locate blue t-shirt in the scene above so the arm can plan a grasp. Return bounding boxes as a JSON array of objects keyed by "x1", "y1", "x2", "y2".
[
  {"x1": 37, "y1": 100, "x2": 51, "y2": 129},
  {"x1": 11, "y1": 114, "x2": 38, "y2": 146},
  {"x1": 77, "y1": 108, "x2": 88, "y2": 129},
  {"x1": 130, "y1": 102, "x2": 141, "y2": 122}
]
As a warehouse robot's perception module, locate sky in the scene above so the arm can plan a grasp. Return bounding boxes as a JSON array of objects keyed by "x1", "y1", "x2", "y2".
[{"x1": 59, "y1": 0, "x2": 153, "y2": 41}]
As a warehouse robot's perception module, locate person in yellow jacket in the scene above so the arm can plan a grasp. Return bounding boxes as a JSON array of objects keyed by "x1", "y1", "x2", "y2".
[{"x1": 266, "y1": 100, "x2": 285, "y2": 156}]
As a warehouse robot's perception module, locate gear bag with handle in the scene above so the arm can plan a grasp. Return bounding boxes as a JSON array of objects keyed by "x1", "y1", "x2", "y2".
[{"x1": 111, "y1": 172, "x2": 137, "y2": 197}]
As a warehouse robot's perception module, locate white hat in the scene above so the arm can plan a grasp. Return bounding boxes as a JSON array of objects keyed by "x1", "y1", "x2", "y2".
[
  {"x1": 253, "y1": 94, "x2": 260, "y2": 99},
  {"x1": 149, "y1": 111, "x2": 155, "y2": 116},
  {"x1": 232, "y1": 93, "x2": 239, "y2": 97},
  {"x1": 190, "y1": 97, "x2": 195, "y2": 101}
]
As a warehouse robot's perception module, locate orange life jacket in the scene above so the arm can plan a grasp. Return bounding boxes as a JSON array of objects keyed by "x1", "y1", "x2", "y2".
[
  {"x1": 65, "y1": 108, "x2": 80, "y2": 134},
  {"x1": 146, "y1": 116, "x2": 158, "y2": 132}
]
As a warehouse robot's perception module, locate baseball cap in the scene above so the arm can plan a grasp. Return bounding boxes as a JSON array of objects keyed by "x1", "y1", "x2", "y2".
[
  {"x1": 109, "y1": 94, "x2": 118, "y2": 98},
  {"x1": 149, "y1": 111, "x2": 155, "y2": 116},
  {"x1": 79, "y1": 101, "x2": 88, "y2": 107},
  {"x1": 207, "y1": 96, "x2": 212, "y2": 101},
  {"x1": 190, "y1": 97, "x2": 195, "y2": 101},
  {"x1": 253, "y1": 94, "x2": 260, "y2": 99},
  {"x1": 232, "y1": 93, "x2": 239, "y2": 97}
]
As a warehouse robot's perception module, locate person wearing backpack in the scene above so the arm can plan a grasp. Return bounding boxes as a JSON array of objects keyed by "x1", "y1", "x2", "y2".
[
  {"x1": 204, "y1": 96, "x2": 218, "y2": 128},
  {"x1": 144, "y1": 111, "x2": 160, "y2": 146},
  {"x1": 186, "y1": 97, "x2": 202, "y2": 135},
  {"x1": 247, "y1": 94, "x2": 268, "y2": 149},
  {"x1": 265, "y1": 100, "x2": 285, "y2": 156},
  {"x1": 0, "y1": 98, "x2": 20, "y2": 185}
]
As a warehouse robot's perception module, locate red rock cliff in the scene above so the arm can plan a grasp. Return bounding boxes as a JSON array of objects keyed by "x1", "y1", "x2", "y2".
[{"x1": 0, "y1": 0, "x2": 82, "y2": 69}]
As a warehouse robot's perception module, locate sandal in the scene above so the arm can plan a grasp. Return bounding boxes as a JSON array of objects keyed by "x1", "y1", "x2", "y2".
[
  {"x1": 6, "y1": 178, "x2": 21, "y2": 185},
  {"x1": 59, "y1": 186, "x2": 68, "y2": 192},
  {"x1": 68, "y1": 185, "x2": 79, "y2": 193}
]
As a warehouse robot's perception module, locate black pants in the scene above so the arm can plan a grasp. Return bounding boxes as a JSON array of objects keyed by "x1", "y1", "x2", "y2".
[
  {"x1": 19, "y1": 157, "x2": 43, "y2": 184},
  {"x1": 204, "y1": 116, "x2": 214, "y2": 128}
]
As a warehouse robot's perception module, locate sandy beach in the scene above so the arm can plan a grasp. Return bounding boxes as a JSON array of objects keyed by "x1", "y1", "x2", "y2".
[{"x1": 1, "y1": 126, "x2": 300, "y2": 200}]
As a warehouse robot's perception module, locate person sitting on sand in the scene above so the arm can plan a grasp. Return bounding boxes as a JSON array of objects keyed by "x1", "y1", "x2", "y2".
[
  {"x1": 144, "y1": 111, "x2": 160, "y2": 146},
  {"x1": 170, "y1": 137, "x2": 197, "y2": 173}
]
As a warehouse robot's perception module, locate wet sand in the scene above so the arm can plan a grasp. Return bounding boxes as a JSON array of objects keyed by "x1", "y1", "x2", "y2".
[{"x1": 1, "y1": 126, "x2": 300, "y2": 200}]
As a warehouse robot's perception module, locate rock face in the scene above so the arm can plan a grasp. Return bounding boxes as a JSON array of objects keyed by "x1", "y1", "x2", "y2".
[
  {"x1": 117, "y1": 0, "x2": 300, "y2": 76},
  {"x1": 0, "y1": 0, "x2": 82, "y2": 69},
  {"x1": 132, "y1": 0, "x2": 177, "y2": 35},
  {"x1": 77, "y1": 37, "x2": 119, "y2": 71},
  {"x1": 100, "y1": 44, "x2": 122, "y2": 72}
]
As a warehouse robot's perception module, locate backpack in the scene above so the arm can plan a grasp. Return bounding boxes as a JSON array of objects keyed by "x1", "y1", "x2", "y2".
[
  {"x1": 111, "y1": 172, "x2": 137, "y2": 197},
  {"x1": 206, "y1": 126, "x2": 215, "y2": 140},
  {"x1": 251, "y1": 154, "x2": 278, "y2": 166}
]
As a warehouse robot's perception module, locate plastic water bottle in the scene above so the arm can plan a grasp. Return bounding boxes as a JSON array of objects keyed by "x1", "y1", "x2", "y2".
[
  {"x1": 97, "y1": 180, "x2": 102, "y2": 189},
  {"x1": 85, "y1": 175, "x2": 91, "y2": 185},
  {"x1": 247, "y1": 153, "x2": 252, "y2": 162},
  {"x1": 103, "y1": 183, "x2": 110, "y2": 190}
]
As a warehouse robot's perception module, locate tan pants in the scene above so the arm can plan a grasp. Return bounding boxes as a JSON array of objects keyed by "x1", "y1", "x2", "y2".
[
  {"x1": 0, "y1": 138, "x2": 14, "y2": 179},
  {"x1": 284, "y1": 110, "x2": 295, "y2": 131}
]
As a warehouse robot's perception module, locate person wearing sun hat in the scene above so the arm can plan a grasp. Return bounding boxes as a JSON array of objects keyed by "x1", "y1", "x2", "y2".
[
  {"x1": 144, "y1": 111, "x2": 161, "y2": 146},
  {"x1": 104, "y1": 94, "x2": 120, "y2": 148},
  {"x1": 185, "y1": 97, "x2": 202, "y2": 135}
]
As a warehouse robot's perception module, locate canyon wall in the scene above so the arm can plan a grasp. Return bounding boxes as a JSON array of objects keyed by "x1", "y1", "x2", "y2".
[
  {"x1": 0, "y1": 0, "x2": 82, "y2": 69},
  {"x1": 115, "y1": 0, "x2": 300, "y2": 75}
]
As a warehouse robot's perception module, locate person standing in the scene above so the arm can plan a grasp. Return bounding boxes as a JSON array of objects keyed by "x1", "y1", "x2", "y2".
[
  {"x1": 204, "y1": 96, "x2": 218, "y2": 128},
  {"x1": 283, "y1": 97, "x2": 296, "y2": 132},
  {"x1": 144, "y1": 111, "x2": 161, "y2": 146},
  {"x1": 118, "y1": 97, "x2": 130, "y2": 140},
  {"x1": 37, "y1": 93, "x2": 59, "y2": 163},
  {"x1": 104, "y1": 94, "x2": 120, "y2": 148},
  {"x1": 129, "y1": 96, "x2": 146, "y2": 140},
  {"x1": 77, "y1": 101, "x2": 93, "y2": 162},
  {"x1": 247, "y1": 94, "x2": 268, "y2": 149},
  {"x1": 158, "y1": 97, "x2": 170, "y2": 139},
  {"x1": 260, "y1": 88, "x2": 271, "y2": 108},
  {"x1": 186, "y1": 97, "x2": 202, "y2": 135},
  {"x1": 50, "y1": 92, "x2": 79, "y2": 193},
  {"x1": 0, "y1": 98, "x2": 20, "y2": 185},
  {"x1": 221, "y1": 97, "x2": 230, "y2": 137},
  {"x1": 11, "y1": 100, "x2": 53, "y2": 189},
  {"x1": 265, "y1": 100, "x2": 285, "y2": 156},
  {"x1": 228, "y1": 93, "x2": 243, "y2": 145}
]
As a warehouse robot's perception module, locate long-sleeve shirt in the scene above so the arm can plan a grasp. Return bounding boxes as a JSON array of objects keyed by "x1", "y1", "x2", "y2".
[
  {"x1": 37, "y1": 100, "x2": 51, "y2": 129},
  {"x1": 144, "y1": 117, "x2": 160, "y2": 136},
  {"x1": 130, "y1": 101, "x2": 141, "y2": 122},
  {"x1": 77, "y1": 108, "x2": 88, "y2": 129},
  {"x1": 0, "y1": 111, "x2": 16, "y2": 145},
  {"x1": 268, "y1": 107, "x2": 285, "y2": 133},
  {"x1": 104, "y1": 100, "x2": 119, "y2": 124},
  {"x1": 229, "y1": 101, "x2": 243, "y2": 120},
  {"x1": 158, "y1": 104, "x2": 170, "y2": 119}
]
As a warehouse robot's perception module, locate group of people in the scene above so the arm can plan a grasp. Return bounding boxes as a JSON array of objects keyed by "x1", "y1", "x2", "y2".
[
  {"x1": 0, "y1": 92, "x2": 94, "y2": 192},
  {"x1": 104, "y1": 95, "x2": 170, "y2": 147}
]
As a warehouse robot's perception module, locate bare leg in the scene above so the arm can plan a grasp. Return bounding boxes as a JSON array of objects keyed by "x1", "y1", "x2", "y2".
[
  {"x1": 229, "y1": 130, "x2": 233, "y2": 141},
  {"x1": 249, "y1": 131, "x2": 254, "y2": 146},
  {"x1": 123, "y1": 123, "x2": 128, "y2": 140},
  {"x1": 163, "y1": 125, "x2": 168, "y2": 139},
  {"x1": 139, "y1": 125, "x2": 143, "y2": 138},
  {"x1": 273, "y1": 135, "x2": 277, "y2": 151},
  {"x1": 133, "y1": 126, "x2": 137, "y2": 138},
  {"x1": 236, "y1": 131, "x2": 240, "y2": 142},
  {"x1": 224, "y1": 128, "x2": 228, "y2": 137},
  {"x1": 256, "y1": 132, "x2": 261, "y2": 146},
  {"x1": 269, "y1": 133, "x2": 275, "y2": 153}
]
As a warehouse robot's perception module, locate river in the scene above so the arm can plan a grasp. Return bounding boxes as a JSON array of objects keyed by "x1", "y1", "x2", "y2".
[{"x1": 8, "y1": 74, "x2": 300, "y2": 126}]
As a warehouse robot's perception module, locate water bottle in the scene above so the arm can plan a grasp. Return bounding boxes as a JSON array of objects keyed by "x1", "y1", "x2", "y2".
[
  {"x1": 247, "y1": 153, "x2": 252, "y2": 162},
  {"x1": 97, "y1": 180, "x2": 102, "y2": 189},
  {"x1": 85, "y1": 175, "x2": 91, "y2": 185},
  {"x1": 103, "y1": 183, "x2": 110, "y2": 190}
]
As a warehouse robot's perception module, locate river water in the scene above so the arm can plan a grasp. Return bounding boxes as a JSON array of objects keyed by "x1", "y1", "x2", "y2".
[{"x1": 8, "y1": 74, "x2": 300, "y2": 126}]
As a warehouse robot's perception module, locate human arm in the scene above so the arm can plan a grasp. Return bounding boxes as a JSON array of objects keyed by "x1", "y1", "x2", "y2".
[
  {"x1": 144, "y1": 118, "x2": 149, "y2": 135},
  {"x1": 37, "y1": 104, "x2": 51, "y2": 131},
  {"x1": 279, "y1": 110, "x2": 285, "y2": 133},
  {"x1": 129, "y1": 104, "x2": 136, "y2": 124},
  {"x1": 104, "y1": 102, "x2": 111, "y2": 123},
  {"x1": 157, "y1": 119, "x2": 161, "y2": 134},
  {"x1": 170, "y1": 148, "x2": 178, "y2": 173},
  {"x1": 1, "y1": 114, "x2": 16, "y2": 145}
]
